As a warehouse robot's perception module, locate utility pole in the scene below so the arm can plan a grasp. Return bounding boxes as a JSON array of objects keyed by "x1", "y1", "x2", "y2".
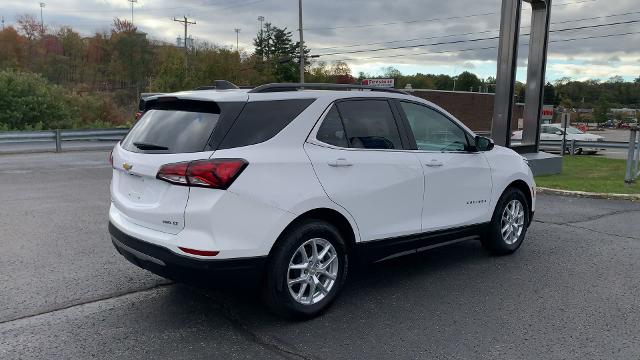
[
  {"x1": 298, "y1": 0, "x2": 305, "y2": 83},
  {"x1": 39, "y1": 2, "x2": 45, "y2": 32},
  {"x1": 128, "y1": 0, "x2": 137, "y2": 25},
  {"x1": 173, "y1": 16, "x2": 196, "y2": 77},
  {"x1": 234, "y1": 28, "x2": 241, "y2": 53},
  {"x1": 173, "y1": 16, "x2": 196, "y2": 55}
]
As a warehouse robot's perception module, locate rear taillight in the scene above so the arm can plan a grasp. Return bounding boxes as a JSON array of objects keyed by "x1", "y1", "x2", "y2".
[
  {"x1": 156, "y1": 159, "x2": 247, "y2": 189},
  {"x1": 135, "y1": 111, "x2": 143, "y2": 120},
  {"x1": 157, "y1": 162, "x2": 189, "y2": 185}
]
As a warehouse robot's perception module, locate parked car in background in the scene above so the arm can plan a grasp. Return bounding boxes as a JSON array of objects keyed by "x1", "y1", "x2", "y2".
[
  {"x1": 512, "y1": 124, "x2": 605, "y2": 154},
  {"x1": 619, "y1": 121, "x2": 639, "y2": 129},
  {"x1": 600, "y1": 120, "x2": 616, "y2": 128}
]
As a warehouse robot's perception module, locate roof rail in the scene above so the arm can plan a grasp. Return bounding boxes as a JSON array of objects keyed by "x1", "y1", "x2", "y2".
[{"x1": 248, "y1": 83, "x2": 409, "y2": 95}]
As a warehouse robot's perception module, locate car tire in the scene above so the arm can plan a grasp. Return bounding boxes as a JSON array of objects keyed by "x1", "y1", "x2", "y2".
[
  {"x1": 263, "y1": 220, "x2": 349, "y2": 319},
  {"x1": 481, "y1": 187, "x2": 530, "y2": 255}
]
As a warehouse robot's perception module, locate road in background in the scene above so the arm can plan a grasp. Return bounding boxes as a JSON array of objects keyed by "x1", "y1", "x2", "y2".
[
  {"x1": 596, "y1": 129, "x2": 635, "y2": 159},
  {"x1": 0, "y1": 140, "x2": 118, "y2": 154},
  {"x1": 1, "y1": 151, "x2": 639, "y2": 359}
]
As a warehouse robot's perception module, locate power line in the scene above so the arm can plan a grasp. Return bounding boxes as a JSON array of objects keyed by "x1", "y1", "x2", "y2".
[
  {"x1": 313, "y1": 19, "x2": 640, "y2": 57},
  {"x1": 312, "y1": 9, "x2": 640, "y2": 52},
  {"x1": 330, "y1": 30, "x2": 640, "y2": 62},
  {"x1": 303, "y1": 0, "x2": 599, "y2": 31}
]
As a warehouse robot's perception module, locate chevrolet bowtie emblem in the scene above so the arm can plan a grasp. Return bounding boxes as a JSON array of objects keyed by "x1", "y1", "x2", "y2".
[{"x1": 122, "y1": 163, "x2": 133, "y2": 171}]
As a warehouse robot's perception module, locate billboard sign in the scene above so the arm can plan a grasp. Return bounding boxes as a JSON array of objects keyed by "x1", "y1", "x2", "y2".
[{"x1": 362, "y1": 78, "x2": 395, "y2": 88}]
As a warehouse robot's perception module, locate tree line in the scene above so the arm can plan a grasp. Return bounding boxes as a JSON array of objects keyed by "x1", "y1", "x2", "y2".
[{"x1": 0, "y1": 14, "x2": 639, "y2": 130}]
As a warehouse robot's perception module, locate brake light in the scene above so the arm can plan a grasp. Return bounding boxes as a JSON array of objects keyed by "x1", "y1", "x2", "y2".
[
  {"x1": 156, "y1": 159, "x2": 247, "y2": 189},
  {"x1": 135, "y1": 111, "x2": 143, "y2": 120}
]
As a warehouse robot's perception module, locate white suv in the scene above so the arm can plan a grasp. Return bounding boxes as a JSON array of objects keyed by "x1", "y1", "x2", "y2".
[{"x1": 109, "y1": 83, "x2": 536, "y2": 318}]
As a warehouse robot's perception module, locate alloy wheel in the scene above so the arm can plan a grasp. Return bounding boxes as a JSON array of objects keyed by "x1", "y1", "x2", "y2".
[
  {"x1": 287, "y1": 238, "x2": 339, "y2": 305},
  {"x1": 501, "y1": 200, "x2": 525, "y2": 245}
]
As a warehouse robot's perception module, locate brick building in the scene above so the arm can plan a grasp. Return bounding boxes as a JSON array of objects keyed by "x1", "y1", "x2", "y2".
[{"x1": 409, "y1": 89, "x2": 525, "y2": 132}]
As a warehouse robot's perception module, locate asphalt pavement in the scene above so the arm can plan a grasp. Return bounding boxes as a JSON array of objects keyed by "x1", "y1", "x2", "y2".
[
  {"x1": 0, "y1": 140, "x2": 118, "y2": 154},
  {"x1": 1, "y1": 151, "x2": 639, "y2": 359}
]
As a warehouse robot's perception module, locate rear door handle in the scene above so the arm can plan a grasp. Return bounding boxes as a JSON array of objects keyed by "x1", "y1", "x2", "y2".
[
  {"x1": 328, "y1": 158, "x2": 353, "y2": 167},
  {"x1": 424, "y1": 160, "x2": 444, "y2": 167}
]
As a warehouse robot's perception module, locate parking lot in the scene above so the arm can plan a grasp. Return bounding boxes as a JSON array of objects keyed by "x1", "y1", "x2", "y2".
[{"x1": 1, "y1": 151, "x2": 639, "y2": 359}]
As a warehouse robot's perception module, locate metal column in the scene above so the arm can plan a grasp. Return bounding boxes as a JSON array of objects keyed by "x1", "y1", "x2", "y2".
[
  {"x1": 492, "y1": 0, "x2": 552, "y2": 152},
  {"x1": 491, "y1": 0, "x2": 522, "y2": 147},
  {"x1": 522, "y1": 0, "x2": 552, "y2": 151}
]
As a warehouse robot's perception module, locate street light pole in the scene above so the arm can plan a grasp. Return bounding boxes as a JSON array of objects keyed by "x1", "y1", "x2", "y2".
[
  {"x1": 39, "y1": 2, "x2": 45, "y2": 32},
  {"x1": 234, "y1": 28, "x2": 241, "y2": 53},
  {"x1": 298, "y1": 0, "x2": 305, "y2": 83},
  {"x1": 257, "y1": 16, "x2": 265, "y2": 60},
  {"x1": 128, "y1": 0, "x2": 137, "y2": 25},
  {"x1": 257, "y1": 16, "x2": 264, "y2": 33}
]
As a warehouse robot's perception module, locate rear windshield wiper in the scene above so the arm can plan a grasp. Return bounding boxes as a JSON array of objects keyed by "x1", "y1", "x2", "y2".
[{"x1": 133, "y1": 142, "x2": 169, "y2": 151}]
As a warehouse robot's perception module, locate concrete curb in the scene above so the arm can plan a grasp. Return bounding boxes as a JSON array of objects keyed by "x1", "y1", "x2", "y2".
[{"x1": 537, "y1": 187, "x2": 640, "y2": 201}]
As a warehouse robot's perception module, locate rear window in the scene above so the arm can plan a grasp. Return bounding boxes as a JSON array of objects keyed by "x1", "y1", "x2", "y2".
[
  {"x1": 218, "y1": 99, "x2": 315, "y2": 149},
  {"x1": 121, "y1": 99, "x2": 221, "y2": 154}
]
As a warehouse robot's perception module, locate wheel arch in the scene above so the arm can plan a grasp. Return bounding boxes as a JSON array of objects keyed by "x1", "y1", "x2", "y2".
[
  {"x1": 268, "y1": 208, "x2": 358, "y2": 259},
  {"x1": 504, "y1": 179, "x2": 533, "y2": 218}
]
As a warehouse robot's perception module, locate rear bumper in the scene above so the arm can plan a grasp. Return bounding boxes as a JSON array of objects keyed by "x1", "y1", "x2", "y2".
[{"x1": 109, "y1": 222, "x2": 266, "y2": 283}]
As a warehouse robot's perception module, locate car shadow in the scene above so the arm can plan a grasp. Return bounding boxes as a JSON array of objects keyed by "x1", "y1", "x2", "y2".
[{"x1": 174, "y1": 239, "x2": 499, "y2": 323}]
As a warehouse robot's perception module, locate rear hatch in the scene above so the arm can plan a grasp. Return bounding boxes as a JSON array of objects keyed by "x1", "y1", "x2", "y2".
[{"x1": 111, "y1": 95, "x2": 246, "y2": 234}]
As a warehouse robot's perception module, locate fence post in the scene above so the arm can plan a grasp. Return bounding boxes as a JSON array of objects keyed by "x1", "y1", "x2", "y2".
[
  {"x1": 626, "y1": 129, "x2": 637, "y2": 183},
  {"x1": 634, "y1": 130, "x2": 640, "y2": 180},
  {"x1": 55, "y1": 129, "x2": 61, "y2": 153},
  {"x1": 570, "y1": 139, "x2": 576, "y2": 155}
]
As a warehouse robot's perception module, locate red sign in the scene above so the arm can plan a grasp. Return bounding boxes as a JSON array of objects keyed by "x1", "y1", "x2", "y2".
[{"x1": 542, "y1": 105, "x2": 554, "y2": 120}]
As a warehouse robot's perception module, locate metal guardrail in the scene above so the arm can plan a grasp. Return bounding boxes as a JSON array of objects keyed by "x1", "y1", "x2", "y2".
[
  {"x1": 539, "y1": 140, "x2": 632, "y2": 150},
  {"x1": 0, "y1": 128, "x2": 129, "y2": 152}
]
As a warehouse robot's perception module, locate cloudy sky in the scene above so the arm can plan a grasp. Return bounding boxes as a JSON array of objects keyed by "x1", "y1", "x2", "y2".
[{"x1": 2, "y1": 0, "x2": 640, "y2": 82}]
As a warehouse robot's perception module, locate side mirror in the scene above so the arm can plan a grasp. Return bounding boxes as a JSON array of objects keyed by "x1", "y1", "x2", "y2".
[
  {"x1": 555, "y1": 131, "x2": 563, "y2": 136},
  {"x1": 474, "y1": 136, "x2": 495, "y2": 152}
]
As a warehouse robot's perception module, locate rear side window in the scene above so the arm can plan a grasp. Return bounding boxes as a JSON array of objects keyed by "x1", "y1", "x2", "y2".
[
  {"x1": 219, "y1": 99, "x2": 315, "y2": 149},
  {"x1": 316, "y1": 106, "x2": 349, "y2": 148},
  {"x1": 336, "y1": 100, "x2": 403, "y2": 150},
  {"x1": 121, "y1": 100, "x2": 221, "y2": 154}
]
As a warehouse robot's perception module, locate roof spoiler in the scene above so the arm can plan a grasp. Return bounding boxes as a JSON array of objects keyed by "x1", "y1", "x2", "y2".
[{"x1": 194, "y1": 80, "x2": 240, "y2": 91}]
